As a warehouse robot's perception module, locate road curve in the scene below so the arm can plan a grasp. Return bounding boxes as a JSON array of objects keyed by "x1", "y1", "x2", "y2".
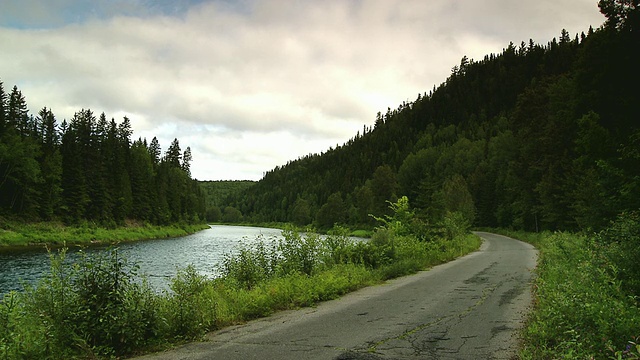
[{"x1": 133, "y1": 232, "x2": 537, "y2": 360}]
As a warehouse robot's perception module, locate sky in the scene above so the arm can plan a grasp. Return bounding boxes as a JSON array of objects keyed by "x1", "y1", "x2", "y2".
[{"x1": 0, "y1": 0, "x2": 605, "y2": 181}]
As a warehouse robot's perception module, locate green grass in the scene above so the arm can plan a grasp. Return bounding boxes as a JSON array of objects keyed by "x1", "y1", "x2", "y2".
[
  {"x1": 0, "y1": 220, "x2": 210, "y2": 247},
  {"x1": 489, "y1": 215, "x2": 640, "y2": 359},
  {"x1": 0, "y1": 199, "x2": 482, "y2": 359}
]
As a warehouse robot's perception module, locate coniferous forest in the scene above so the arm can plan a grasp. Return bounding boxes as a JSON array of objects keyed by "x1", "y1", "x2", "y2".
[
  {"x1": 224, "y1": 1, "x2": 639, "y2": 233},
  {"x1": 0, "y1": 92, "x2": 206, "y2": 225}
]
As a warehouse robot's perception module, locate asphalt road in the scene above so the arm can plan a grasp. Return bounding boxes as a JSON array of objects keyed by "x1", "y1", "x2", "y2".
[{"x1": 133, "y1": 232, "x2": 538, "y2": 360}]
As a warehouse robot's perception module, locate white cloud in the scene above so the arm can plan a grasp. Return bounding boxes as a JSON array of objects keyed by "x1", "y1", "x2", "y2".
[{"x1": 0, "y1": 0, "x2": 605, "y2": 180}]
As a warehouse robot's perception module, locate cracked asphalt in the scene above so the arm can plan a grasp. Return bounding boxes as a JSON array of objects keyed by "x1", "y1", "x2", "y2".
[{"x1": 132, "y1": 232, "x2": 537, "y2": 360}]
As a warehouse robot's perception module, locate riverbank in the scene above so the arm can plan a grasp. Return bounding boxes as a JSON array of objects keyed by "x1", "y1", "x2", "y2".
[
  {"x1": 0, "y1": 220, "x2": 210, "y2": 248},
  {"x1": 0, "y1": 198, "x2": 483, "y2": 359},
  {"x1": 210, "y1": 221, "x2": 374, "y2": 238}
]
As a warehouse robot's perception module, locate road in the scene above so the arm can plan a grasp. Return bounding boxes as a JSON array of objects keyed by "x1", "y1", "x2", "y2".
[{"x1": 133, "y1": 232, "x2": 537, "y2": 360}]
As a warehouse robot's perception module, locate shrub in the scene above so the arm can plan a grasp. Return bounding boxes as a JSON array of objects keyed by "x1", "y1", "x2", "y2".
[
  {"x1": 161, "y1": 265, "x2": 215, "y2": 340},
  {"x1": 9, "y1": 247, "x2": 163, "y2": 359},
  {"x1": 521, "y1": 231, "x2": 640, "y2": 359},
  {"x1": 277, "y1": 226, "x2": 321, "y2": 276},
  {"x1": 595, "y1": 211, "x2": 640, "y2": 298},
  {"x1": 220, "y1": 235, "x2": 278, "y2": 290},
  {"x1": 0, "y1": 196, "x2": 485, "y2": 359}
]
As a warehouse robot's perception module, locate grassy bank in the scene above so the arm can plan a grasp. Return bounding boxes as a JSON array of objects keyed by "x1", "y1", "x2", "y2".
[
  {"x1": 211, "y1": 221, "x2": 374, "y2": 239},
  {"x1": 0, "y1": 220, "x2": 210, "y2": 248},
  {"x1": 491, "y1": 214, "x2": 640, "y2": 359},
  {"x1": 0, "y1": 199, "x2": 481, "y2": 359}
]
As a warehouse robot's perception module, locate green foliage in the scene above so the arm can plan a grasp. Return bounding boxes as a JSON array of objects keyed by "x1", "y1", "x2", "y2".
[
  {"x1": 519, "y1": 218, "x2": 640, "y2": 359},
  {"x1": 594, "y1": 212, "x2": 640, "y2": 298},
  {"x1": 224, "y1": 19, "x2": 639, "y2": 234},
  {"x1": 315, "y1": 192, "x2": 347, "y2": 229},
  {"x1": 1, "y1": 247, "x2": 162, "y2": 359},
  {"x1": 220, "y1": 235, "x2": 278, "y2": 290},
  {"x1": 0, "y1": 86, "x2": 205, "y2": 226},
  {"x1": 199, "y1": 180, "x2": 255, "y2": 222},
  {"x1": 0, "y1": 196, "x2": 482, "y2": 359},
  {"x1": 440, "y1": 211, "x2": 471, "y2": 240},
  {"x1": 222, "y1": 206, "x2": 243, "y2": 223},
  {"x1": 290, "y1": 197, "x2": 312, "y2": 226},
  {"x1": 0, "y1": 221, "x2": 209, "y2": 247},
  {"x1": 161, "y1": 265, "x2": 214, "y2": 340}
]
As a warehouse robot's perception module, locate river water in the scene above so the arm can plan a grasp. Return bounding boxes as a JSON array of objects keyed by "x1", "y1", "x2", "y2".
[{"x1": 0, "y1": 225, "x2": 283, "y2": 295}]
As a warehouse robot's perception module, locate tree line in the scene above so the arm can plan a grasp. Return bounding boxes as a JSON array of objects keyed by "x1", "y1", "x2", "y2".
[
  {"x1": 0, "y1": 86, "x2": 205, "y2": 225},
  {"x1": 223, "y1": 0, "x2": 639, "y2": 232}
]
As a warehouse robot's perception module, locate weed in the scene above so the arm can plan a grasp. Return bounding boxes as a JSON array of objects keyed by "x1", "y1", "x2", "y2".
[
  {"x1": 0, "y1": 197, "x2": 483, "y2": 359},
  {"x1": 520, "y1": 221, "x2": 640, "y2": 359}
]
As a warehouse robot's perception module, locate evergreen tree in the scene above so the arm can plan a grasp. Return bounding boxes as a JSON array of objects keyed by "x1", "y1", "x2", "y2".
[
  {"x1": 37, "y1": 107, "x2": 62, "y2": 220},
  {"x1": 148, "y1": 137, "x2": 161, "y2": 166},
  {"x1": 129, "y1": 139, "x2": 154, "y2": 221},
  {"x1": 599, "y1": 0, "x2": 640, "y2": 31},
  {"x1": 182, "y1": 146, "x2": 192, "y2": 177},
  {"x1": 165, "y1": 138, "x2": 181, "y2": 168},
  {"x1": 0, "y1": 80, "x2": 7, "y2": 135}
]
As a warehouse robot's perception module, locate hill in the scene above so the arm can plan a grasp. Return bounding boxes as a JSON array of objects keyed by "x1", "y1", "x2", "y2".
[
  {"x1": 224, "y1": 3, "x2": 639, "y2": 232},
  {"x1": 199, "y1": 180, "x2": 255, "y2": 221}
]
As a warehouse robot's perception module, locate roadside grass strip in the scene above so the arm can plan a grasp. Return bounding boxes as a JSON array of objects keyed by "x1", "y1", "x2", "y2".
[{"x1": 515, "y1": 214, "x2": 640, "y2": 359}]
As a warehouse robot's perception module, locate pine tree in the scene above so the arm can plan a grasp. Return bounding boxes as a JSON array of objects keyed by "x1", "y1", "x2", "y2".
[
  {"x1": 37, "y1": 107, "x2": 62, "y2": 220},
  {"x1": 0, "y1": 80, "x2": 7, "y2": 136},
  {"x1": 599, "y1": 0, "x2": 640, "y2": 31},
  {"x1": 165, "y1": 138, "x2": 181, "y2": 168},
  {"x1": 148, "y1": 137, "x2": 161, "y2": 166},
  {"x1": 182, "y1": 146, "x2": 192, "y2": 177}
]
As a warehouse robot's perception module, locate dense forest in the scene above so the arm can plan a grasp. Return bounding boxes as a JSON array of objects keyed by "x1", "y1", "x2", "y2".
[
  {"x1": 224, "y1": 0, "x2": 639, "y2": 232},
  {"x1": 0, "y1": 90, "x2": 206, "y2": 225},
  {"x1": 199, "y1": 180, "x2": 254, "y2": 222}
]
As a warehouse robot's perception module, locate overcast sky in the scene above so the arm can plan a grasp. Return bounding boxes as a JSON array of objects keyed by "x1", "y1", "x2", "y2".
[{"x1": 1, "y1": 0, "x2": 604, "y2": 181}]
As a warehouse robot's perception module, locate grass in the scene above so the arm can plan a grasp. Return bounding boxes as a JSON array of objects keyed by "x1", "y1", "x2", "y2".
[
  {"x1": 0, "y1": 220, "x2": 210, "y2": 248},
  {"x1": 0, "y1": 199, "x2": 482, "y2": 359},
  {"x1": 489, "y1": 213, "x2": 640, "y2": 359}
]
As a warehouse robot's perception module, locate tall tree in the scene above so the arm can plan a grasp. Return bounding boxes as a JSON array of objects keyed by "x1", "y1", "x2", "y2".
[
  {"x1": 148, "y1": 137, "x2": 161, "y2": 166},
  {"x1": 0, "y1": 80, "x2": 7, "y2": 136},
  {"x1": 165, "y1": 138, "x2": 181, "y2": 168},
  {"x1": 599, "y1": 0, "x2": 640, "y2": 31},
  {"x1": 182, "y1": 146, "x2": 192, "y2": 177},
  {"x1": 37, "y1": 107, "x2": 62, "y2": 219}
]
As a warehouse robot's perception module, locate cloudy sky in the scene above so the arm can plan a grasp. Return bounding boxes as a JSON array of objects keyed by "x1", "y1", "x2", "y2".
[{"x1": 1, "y1": 0, "x2": 604, "y2": 181}]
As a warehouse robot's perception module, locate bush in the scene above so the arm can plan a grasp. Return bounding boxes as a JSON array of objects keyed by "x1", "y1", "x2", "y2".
[
  {"x1": 161, "y1": 265, "x2": 215, "y2": 340},
  {"x1": 3, "y1": 247, "x2": 163, "y2": 359},
  {"x1": 521, "y1": 231, "x2": 640, "y2": 359},
  {"x1": 0, "y1": 196, "x2": 484, "y2": 359},
  {"x1": 220, "y1": 236, "x2": 278, "y2": 290},
  {"x1": 595, "y1": 211, "x2": 640, "y2": 298},
  {"x1": 277, "y1": 226, "x2": 321, "y2": 276}
]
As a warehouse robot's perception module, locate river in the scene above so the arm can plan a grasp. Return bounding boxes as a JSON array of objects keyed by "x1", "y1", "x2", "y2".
[{"x1": 0, "y1": 225, "x2": 283, "y2": 295}]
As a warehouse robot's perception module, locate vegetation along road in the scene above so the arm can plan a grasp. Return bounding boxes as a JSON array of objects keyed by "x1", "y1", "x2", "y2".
[{"x1": 134, "y1": 232, "x2": 537, "y2": 360}]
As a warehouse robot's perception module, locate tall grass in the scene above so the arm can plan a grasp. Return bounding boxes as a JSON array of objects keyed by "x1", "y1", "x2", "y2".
[
  {"x1": 0, "y1": 198, "x2": 482, "y2": 359},
  {"x1": 519, "y1": 212, "x2": 640, "y2": 359}
]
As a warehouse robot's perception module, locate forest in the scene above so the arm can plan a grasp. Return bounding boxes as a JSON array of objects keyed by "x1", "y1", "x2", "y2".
[
  {"x1": 199, "y1": 180, "x2": 254, "y2": 222},
  {"x1": 222, "y1": 1, "x2": 639, "y2": 233},
  {"x1": 0, "y1": 91, "x2": 206, "y2": 226}
]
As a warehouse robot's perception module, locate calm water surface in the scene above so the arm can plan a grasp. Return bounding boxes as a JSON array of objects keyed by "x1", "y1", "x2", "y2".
[{"x1": 0, "y1": 225, "x2": 283, "y2": 295}]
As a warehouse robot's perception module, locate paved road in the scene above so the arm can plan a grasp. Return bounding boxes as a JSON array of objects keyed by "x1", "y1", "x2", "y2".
[{"x1": 133, "y1": 232, "x2": 537, "y2": 360}]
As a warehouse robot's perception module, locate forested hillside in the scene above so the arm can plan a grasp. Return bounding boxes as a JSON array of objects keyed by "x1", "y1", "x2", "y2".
[
  {"x1": 199, "y1": 180, "x2": 254, "y2": 222},
  {"x1": 0, "y1": 92, "x2": 206, "y2": 225},
  {"x1": 225, "y1": 1, "x2": 639, "y2": 232}
]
